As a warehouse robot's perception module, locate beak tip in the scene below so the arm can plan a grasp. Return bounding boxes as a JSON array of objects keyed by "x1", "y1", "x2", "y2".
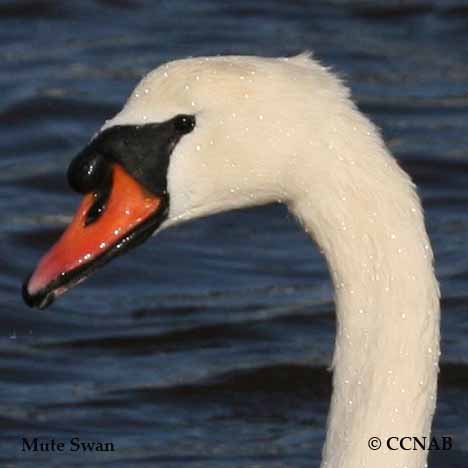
[
  {"x1": 22, "y1": 274, "x2": 34, "y2": 307},
  {"x1": 22, "y1": 274, "x2": 55, "y2": 310}
]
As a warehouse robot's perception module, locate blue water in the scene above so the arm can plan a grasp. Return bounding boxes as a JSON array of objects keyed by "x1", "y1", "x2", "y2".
[{"x1": 1, "y1": 1, "x2": 467, "y2": 467}]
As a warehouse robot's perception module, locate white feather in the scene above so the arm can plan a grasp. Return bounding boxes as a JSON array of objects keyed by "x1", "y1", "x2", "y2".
[{"x1": 104, "y1": 54, "x2": 440, "y2": 468}]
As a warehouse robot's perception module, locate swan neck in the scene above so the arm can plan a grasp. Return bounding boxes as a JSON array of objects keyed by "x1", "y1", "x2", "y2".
[{"x1": 290, "y1": 158, "x2": 440, "y2": 468}]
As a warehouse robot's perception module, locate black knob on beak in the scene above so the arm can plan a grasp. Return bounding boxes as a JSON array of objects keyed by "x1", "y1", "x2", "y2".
[{"x1": 67, "y1": 150, "x2": 112, "y2": 194}]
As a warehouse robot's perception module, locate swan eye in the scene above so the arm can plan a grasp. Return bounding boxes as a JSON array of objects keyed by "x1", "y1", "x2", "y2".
[{"x1": 174, "y1": 114, "x2": 195, "y2": 134}]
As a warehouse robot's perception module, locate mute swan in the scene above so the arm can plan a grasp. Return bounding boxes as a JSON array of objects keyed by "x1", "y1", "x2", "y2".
[{"x1": 23, "y1": 53, "x2": 440, "y2": 468}]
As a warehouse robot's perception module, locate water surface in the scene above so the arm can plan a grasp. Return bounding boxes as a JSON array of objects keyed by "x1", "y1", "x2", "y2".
[{"x1": 1, "y1": 1, "x2": 467, "y2": 467}]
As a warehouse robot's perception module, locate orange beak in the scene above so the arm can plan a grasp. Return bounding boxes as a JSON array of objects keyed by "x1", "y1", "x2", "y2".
[{"x1": 23, "y1": 164, "x2": 165, "y2": 309}]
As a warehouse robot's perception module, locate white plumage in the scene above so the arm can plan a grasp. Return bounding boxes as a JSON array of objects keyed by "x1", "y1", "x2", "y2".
[{"x1": 104, "y1": 53, "x2": 440, "y2": 468}]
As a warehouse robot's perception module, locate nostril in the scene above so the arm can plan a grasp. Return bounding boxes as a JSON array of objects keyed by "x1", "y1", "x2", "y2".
[
  {"x1": 84, "y1": 183, "x2": 112, "y2": 226},
  {"x1": 68, "y1": 151, "x2": 112, "y2": 194}
]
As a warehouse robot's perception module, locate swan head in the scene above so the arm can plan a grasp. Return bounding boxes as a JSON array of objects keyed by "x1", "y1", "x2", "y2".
[{"x1": 23, "y1": 54, "x2": 355, "y2": 308}]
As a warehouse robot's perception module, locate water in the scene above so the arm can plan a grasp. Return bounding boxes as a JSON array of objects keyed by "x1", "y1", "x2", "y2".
[{"x1": 1, "y1": 1, "x2": 468, "y2": 466}]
